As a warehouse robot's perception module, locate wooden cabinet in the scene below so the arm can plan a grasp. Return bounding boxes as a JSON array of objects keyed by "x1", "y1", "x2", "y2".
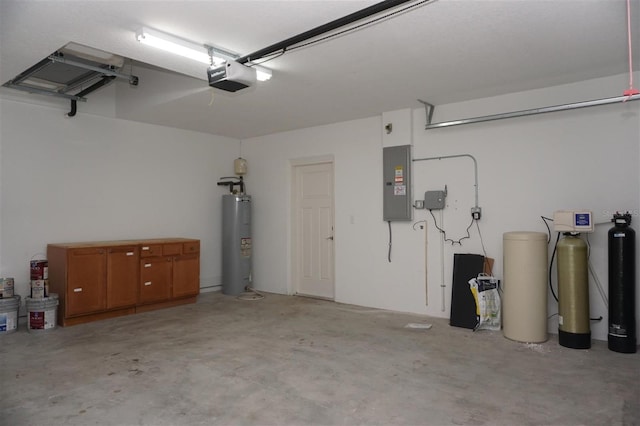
[
  {"x1": 139, "y1": 256, "x2": 172, "y2": 304},
  {"x1": 66, "y1": 247, "x2": 107, "y2": 316},
  {"x1": 107, "y1": 246, "x2": 139, "y2": 309},
  {"x1": 48, "y1": 238, "x2": 200, "y2": 326},
  {"x1": 172, "y1": 253, "x2": 200, "y2": 298}
]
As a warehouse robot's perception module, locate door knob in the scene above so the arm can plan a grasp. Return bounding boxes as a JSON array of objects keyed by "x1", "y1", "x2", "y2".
[{"x1": 326, "y1": 236, "x2": 334, "y2": 240}]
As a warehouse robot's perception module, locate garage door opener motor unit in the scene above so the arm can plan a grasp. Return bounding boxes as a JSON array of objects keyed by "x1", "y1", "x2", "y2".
[{"x1": 208, "y1": 61, "x2": 256, "y2": 93}]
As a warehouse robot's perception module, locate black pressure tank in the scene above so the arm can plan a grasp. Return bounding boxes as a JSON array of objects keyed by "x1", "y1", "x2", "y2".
[{"x1": 608, "y1": 213, "x2": 636, "y2": 353}]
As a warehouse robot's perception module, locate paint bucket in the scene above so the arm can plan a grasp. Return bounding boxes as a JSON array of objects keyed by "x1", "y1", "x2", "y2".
[
  {"x1": 30, "y1": 280, "x2": 48, "y2": 299},
  {"x1": 30, "y1": 259, "x2": 48, "y2": 280},
  {"x1": 30, "y1": 259, "x2": 49, "y2": 298},
  {"x1": 25, "y1": 293, "x2": 58, "y2": 332},
  {"x1": 0, "y1": 278, "x2": 15, "y2": 298},
  {"x1": 0, "y1": 295, "x2": 21, "y2": 335}
]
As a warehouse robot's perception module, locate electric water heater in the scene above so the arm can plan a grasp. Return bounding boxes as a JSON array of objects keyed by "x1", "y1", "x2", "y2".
[{"x1": 221, "y1": 194, "x2": 252, "y2": 295}]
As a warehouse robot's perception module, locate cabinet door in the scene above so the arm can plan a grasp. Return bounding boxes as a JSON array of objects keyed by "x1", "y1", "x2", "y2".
[
  {"x1": 67, "y1": 248, "x2": 107, "y2": 316},
  {"x1": 107, "y1": 246, "x2": 139, "y2": 309},
  {"x1": 172, "y1": 254, "x2": 200, "y2": 298},
  {"x1": 139, "y1": 257, "x2": 172, "y2": 304}
]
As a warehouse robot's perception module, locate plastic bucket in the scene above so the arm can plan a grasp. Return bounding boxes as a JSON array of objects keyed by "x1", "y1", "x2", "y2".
[
  {"x1": 25, "y1": 293, "x2": 58, "y2": 332},
  {"x1": 0, "y1": 295, "x2": 21, "y2": 334}
]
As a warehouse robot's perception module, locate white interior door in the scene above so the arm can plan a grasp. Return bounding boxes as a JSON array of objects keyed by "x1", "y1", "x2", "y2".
[{"x1": 293, "y1": 162, "x2": 335, "y2": 299}]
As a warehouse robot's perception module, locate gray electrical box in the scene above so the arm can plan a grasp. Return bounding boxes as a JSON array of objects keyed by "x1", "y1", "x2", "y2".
[
  {"x1": 424, "y1": 190, "x2": 446, "y2": 210},
  {"x1": 383, "y1": 145, "x2": 412, "y2": 221}
]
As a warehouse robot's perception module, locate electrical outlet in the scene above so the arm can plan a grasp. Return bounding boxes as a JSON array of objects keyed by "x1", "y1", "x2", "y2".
[
  {"x1": 414, "y1": 200, "x2": 425, "y2": 209},
  {"x1": 471, "y1": 207, "x2": 482, "y2": 220}
]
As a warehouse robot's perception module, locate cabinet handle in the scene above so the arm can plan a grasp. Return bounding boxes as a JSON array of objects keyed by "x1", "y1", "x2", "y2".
[
  {"x1": 127, "y1": 252, "x2": 134, "y2": 256},
  {"x1": 142, "y1": 246, "x2": 149, "y2": 250},
  {"x1": 73, "y1": 288, "x2": 83, "y2": 292},
  {"x1": 144, "y1": 281, "x2": 152, "y2": 286},
  {"x1": 144, "y1": 263, "x2": 151, "y2": 268}
]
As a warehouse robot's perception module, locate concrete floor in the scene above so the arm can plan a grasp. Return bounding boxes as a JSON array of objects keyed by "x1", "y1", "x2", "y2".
[{"x1": 1, "y1": 292, "x2": 638, "y2": 426}]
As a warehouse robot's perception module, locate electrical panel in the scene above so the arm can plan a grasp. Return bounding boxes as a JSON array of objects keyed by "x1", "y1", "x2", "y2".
[
  {"x1": 553, "y1": 210, "x2": 594, "y2": 233},
  {"x1": 383, "y1": 145, "x2": 412, "y2": 221},
  {"x1": 424, "y1": 190, "x2": 446, "y2": 210}
]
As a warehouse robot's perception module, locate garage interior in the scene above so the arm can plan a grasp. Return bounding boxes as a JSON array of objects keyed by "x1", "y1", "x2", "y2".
[{"x1": 1, "y1": 1, "x2": 639, "y2": 425}]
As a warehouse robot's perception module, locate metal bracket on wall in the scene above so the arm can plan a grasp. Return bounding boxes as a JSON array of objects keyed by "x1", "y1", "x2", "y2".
[{"x1": 417, "y1": 99, "x2": 434, "y2": 126}]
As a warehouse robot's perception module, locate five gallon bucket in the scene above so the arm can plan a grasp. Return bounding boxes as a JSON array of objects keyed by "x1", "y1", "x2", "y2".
[
  {"x1": 25, "y1": 293, "x2": 58, "y2": 332},
  {"x1": 0, "y1": 295, "x2": 21, "y2": 335}
]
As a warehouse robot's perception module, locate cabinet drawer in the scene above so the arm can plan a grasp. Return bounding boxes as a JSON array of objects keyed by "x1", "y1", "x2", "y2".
[
  {"x1": 140, "y1": 244, "x2": 163, "y2": 258},
  {"x1": 163, "y1": 243, "x2": 182, "y2": 256},
  {"x1": 108, "y1": 246, "x2": 138, "y2": 256},
  {"x1": 183, "y1": 241, "x2": 200, "y2": 254},
  {"x1": 139, "y1": 257, "x2": 172, "y2": 304},
  {"x1": 71, "y1": 247, "x2": 105, "y2": 256}
]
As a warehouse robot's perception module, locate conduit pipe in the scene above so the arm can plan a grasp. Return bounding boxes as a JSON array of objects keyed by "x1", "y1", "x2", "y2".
[
  {"x1": 423, "y1": 94, "x2": 640, "y2": 130},
  {"x1": 439, "y1": 209, "x2": 445, "y2": 312},
  {"x1": 413, "y1": 154, "x2": 479, "y2": 210},
  {"x1": 414, "y1": 154, "x2": 480, "y2": 312}
]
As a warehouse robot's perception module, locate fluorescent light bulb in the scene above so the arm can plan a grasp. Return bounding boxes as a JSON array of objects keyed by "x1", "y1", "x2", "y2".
[
  {"x1": 136, "y1": 27, "x2": 221, "y2": 64},
  {"x1": 135, "y1": 27, "x2": 272, "y2": 82},
  {"x1": 253, "y1": 65, "x2": 272, "y2": 81}
]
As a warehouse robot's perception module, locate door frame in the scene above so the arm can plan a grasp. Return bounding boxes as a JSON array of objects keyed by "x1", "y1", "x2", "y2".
[{"x1": 289, "y1": 155, "x2": 335, "y2": 298}]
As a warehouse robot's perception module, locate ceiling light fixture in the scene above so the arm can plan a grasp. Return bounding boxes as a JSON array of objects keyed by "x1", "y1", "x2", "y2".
[
  {"x1": 135, "y1": 27, "x2": 224, "y2": 65},
  {"x1": 253, "y1": 65, "x2": 273, "y2": 82},
  {"x1": 136, "y1": 27, "x2": 273, "y2": 85}
]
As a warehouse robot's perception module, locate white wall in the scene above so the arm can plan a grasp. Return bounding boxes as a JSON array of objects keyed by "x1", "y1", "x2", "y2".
[
  {"x1": 0, "y1": 94, "x2": 240, "y2": 298},
  {"x1": 243, "y1": 74, "x2": 640, "y2": 342},
  {"x1": 2, "y1": 73, "x2": 637, "y2": 343}
]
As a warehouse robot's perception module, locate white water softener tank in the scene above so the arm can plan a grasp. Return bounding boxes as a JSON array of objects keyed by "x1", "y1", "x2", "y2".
[
  {"x1": 503, "y1": 231, "x2": 549, "y2": 343},
  {"x1": 221, "y1": 194, "x2": 252, "y2": 295}
]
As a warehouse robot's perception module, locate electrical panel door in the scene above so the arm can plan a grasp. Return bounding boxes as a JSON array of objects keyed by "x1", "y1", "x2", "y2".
[{"x1": 383, "y1": 145, "x2": 412, "y2": 221}]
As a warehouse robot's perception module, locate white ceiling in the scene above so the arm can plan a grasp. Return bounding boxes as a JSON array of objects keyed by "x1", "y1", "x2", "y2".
[{"x1": 1, "y1": 0, "x2": 638, "y2": 139}]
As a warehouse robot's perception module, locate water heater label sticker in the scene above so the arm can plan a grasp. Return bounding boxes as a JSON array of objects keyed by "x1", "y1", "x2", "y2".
[
  {"x1": 241, "y1": 238, "x2": 252, "y2": 257},
  {"x1": 395, "y1": 167, "x2": 403, "y2": 177},
  {"x1": 558, "y1": 315, "x2": 563, "y2": 326},
  {"x1": 394, "y1": 185, "x2": 406, "y2": 196}
]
